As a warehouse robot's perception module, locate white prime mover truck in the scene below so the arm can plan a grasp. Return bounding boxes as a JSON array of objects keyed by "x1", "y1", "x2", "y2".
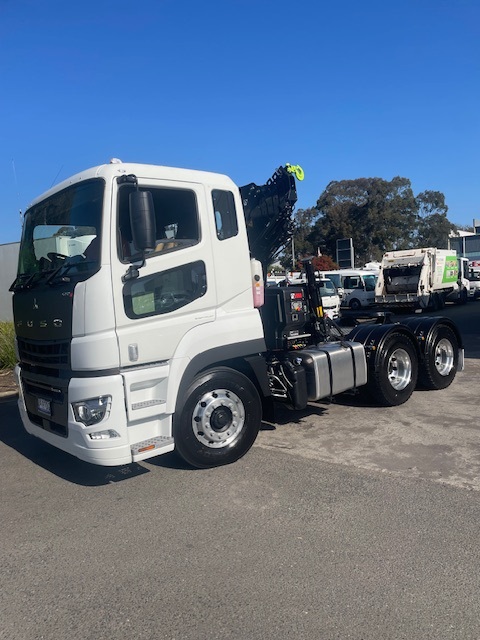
[
  {"x1": 375, "y1": 248, "x2": 469, "y2": 311},
  {"x1": 11, "y1": 162, "x2": 463, "y2": 468}
]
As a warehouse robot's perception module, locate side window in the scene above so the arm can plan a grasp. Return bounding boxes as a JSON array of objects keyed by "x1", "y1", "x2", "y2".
[
  {"x1": 326, "y1": 274, "x2": 340, "y2": 289},
  {"x1": 123, "y1": 261, "x2": 207, "y2": 318},
  {"x1": 118, "y1": 185, "x2": 199, "y2": 261},
  {"x1": 344, "y1": 276, "x2": 361, "y2": 289},
  {"x1": 212, "y1": 190, "x2": 238, "y2": 241}
]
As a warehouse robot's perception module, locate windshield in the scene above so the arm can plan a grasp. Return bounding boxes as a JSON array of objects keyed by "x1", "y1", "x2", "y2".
[
  {"x1": 317, "y1": 280, "x2": 336, "y2": 297},
  {"x1": 363, "y1": 275, "x2": 377, "y2": 291},
  {"x1": 15, "y1": 179, "x2": 104, "y2": 286}
]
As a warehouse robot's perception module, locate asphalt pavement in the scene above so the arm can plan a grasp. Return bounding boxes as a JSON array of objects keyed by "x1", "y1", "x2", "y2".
[{"x1": 1, "y1": 301, "x2": 480, "y2": 640}]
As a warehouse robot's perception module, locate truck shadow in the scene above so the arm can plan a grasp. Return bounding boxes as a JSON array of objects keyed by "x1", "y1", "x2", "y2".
[
  {"x1": 266, "y1": 402, "x2": 329, "y2": 427},
  {"x1": 0, "y1": 397, "x2": 150, "y2": 486},
  {"x1": 0, "y1": 396, "x2": 215, "y2": 480}
]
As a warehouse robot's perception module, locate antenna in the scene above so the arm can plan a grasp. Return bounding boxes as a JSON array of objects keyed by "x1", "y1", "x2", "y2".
[{"x1": 50, "y1": 164, "x2": 64, "y2": 188}]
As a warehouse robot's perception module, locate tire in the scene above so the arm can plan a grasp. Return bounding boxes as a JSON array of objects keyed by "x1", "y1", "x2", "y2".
[
  {"x1": 349, "y1": 298, "x2": 361, "y2": 311},
  {"x1": 367, "y1": 332, "x2": 418, "y2": 406},
  {"x1": 174, "y1": 367, "x2": 261, "y2": 468},
  {"x1": 419, "y1": 326, "x2": 459, "y2": 390}
]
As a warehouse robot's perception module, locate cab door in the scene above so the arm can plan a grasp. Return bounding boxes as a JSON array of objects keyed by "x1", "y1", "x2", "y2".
[{"x1": 111, "y1": 178, "x2": 216, "y2": 368}]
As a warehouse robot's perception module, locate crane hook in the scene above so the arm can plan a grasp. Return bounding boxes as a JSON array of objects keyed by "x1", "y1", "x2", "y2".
[{"x1": 285, "y1": 164, "x2": 305, "y2": 181}]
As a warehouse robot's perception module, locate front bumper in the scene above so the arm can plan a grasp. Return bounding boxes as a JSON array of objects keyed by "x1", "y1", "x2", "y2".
[{"x1": 16, "y1": 366, "x2": 133, "y2": 466}]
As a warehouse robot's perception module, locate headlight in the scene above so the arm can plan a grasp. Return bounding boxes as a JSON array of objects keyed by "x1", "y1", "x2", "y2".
[{"x1": 72, "y1": 395, "x2": 112, "y2": 426}]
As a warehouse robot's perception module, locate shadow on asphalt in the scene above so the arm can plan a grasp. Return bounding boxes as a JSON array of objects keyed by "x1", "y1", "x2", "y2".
[
  {"x1": 269, "y1": 402, "x2": 329, "y2": 425},
  {"x1": 0, "y1": 396, "x2": 152, "y2": 486},
  {"x1": 0, "y1": 394, "x2": 223, "y2": 483}
]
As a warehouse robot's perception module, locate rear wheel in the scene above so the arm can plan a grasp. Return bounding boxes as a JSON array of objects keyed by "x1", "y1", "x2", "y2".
[
  {"x1": 419, "y1": 326, "x2": 459, "y2": 390},
  {"x1": 174, "y1": 367, "x2": 261, "y2": 468},
  {"x1": 367, "y1": 332, "x2": 418, "y2": 406},
  {"x1": 349, "y1": 298, "x2": 361, "y2": 310}
]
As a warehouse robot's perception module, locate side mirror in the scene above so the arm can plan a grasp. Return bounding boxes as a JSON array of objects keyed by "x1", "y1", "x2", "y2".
[{"x1": 129, "y1": 191, "x2": 156, "y2": 253}]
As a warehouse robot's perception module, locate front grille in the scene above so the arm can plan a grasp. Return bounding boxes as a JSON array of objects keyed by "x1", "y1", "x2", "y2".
[
  {"x1": 18, "y1": 338, "x2": 70, "y2": 368},
  {"x1": 21, "y1": 372, "x2": 69, "y2": 437},
  {"x1": 27, "y1": 411, "x2": 68, "y2": 437}
]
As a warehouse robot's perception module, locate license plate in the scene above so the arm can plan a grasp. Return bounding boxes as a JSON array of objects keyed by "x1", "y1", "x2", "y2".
[{"x1": 37, "y1": 397, "x2": 51, "y2": 416}]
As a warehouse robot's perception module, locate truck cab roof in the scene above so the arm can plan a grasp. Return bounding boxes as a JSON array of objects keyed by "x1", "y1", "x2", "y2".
[{"x1": 27, "y1": 161, "x2": 237, "y2": 209}]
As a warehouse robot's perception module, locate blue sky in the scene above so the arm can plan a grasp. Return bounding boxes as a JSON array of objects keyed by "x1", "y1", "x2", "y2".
[{"x1": 0, "y1": 0, "x2": 478, "y2": 245}]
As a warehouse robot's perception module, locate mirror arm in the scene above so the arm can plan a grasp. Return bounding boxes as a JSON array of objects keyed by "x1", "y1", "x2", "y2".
[{"x1": 122, "y1": 259, "x2": 145, "y2": 283}]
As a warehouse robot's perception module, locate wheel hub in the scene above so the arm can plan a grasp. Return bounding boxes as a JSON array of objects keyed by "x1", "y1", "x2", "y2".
[
  {"x1": 192, "y1": 389, "x2": 245, "y2": 448},
  {"x1": 210, "y1": 406, "x2": 233, "y2": 431},
  {"x1": 387, "y1": 348, "x2": 412, "y2": 391},
  {"x1": 434, "y1": 338, "x2": 454, "y2": 376}
]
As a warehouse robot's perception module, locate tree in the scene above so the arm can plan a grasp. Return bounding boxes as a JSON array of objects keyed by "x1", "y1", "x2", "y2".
[
  {"x1": 277, "y1": 207, "x2": 319, "y2": 271},
  {"x1": 309, "y1": 177, "x2": 420, "y2": 266},
  {"x1": 293, "y1": 207, "x2": 320, "y2": 259},
  {"x1": 415, "y1": 191, "x2": 453, "y2": 248},
  {"x1": 311, "y1": 255, "x2": 339, "y2": 271},
  {"x1": 276, "y1": 177, "x2": 455, "y2": 271}
]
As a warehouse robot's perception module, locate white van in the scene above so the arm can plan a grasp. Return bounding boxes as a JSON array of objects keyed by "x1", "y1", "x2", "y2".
[{"x1": 317, "y1": 269, "x2": 378, "y2": 310}]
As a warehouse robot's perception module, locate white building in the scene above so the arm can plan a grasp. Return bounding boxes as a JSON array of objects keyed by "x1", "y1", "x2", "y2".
[{"x1": 449, "y1": 219, "x2": 480, "y2": 263}]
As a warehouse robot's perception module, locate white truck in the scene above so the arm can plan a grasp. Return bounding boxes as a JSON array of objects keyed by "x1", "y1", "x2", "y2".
[
  {"x1": 375, "y1": 248, "x2": 468, "y2": 311},
  {"x1": 467, "y1": 263, "x2": 480, "y2": 299},
  {"x1": 267, "y1": 276, "x2": 341, "y2": 320},
  {"x1": 447, "y1": 256, "x2": 470, "y2": 304},
  {"x1": 317, "y1": 269, "x2": 378, "y2": 310},
  {"x1": 11, "y1": 162, "x2": 464, "y2": 468}
]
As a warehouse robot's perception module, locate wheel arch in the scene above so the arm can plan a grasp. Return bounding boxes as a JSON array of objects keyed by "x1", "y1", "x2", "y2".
[
  {"x1": 173, "y1": 341, "x2": 271, "y2": 417},
  {"x1": 345, "y1": 322, "x2": 420, "y2": 372},
  {"x1": 399, "y1": 316, "x2": 464, "y2": 360}
]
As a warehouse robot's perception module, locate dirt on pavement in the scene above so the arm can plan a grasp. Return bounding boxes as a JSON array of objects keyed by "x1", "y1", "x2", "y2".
[{"x1": 0, "y1": 368, "x2": 17, "y2": 399}]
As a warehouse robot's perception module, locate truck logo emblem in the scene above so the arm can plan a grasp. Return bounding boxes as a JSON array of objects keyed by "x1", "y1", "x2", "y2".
[
  {"x1": 53, "y1": 319, "x2": 63, "y2": 328},
  {"x1": 33, "y1": 298, "x2": 39, "y2": 310}
]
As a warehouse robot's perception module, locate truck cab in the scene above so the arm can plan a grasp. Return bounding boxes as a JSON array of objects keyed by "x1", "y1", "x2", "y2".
[
  {"x1": 11, "y1": 162, "x2": 265, "y2": 466},
  {"x1": 467, "y1": 266, "x2": 480, "y2": 299}
]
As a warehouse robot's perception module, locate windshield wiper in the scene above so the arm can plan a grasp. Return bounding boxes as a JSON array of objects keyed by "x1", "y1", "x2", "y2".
[
  {"x1": 46, "y1": 257, "x2": 96, "y2": 285},
  {"x1": 10, "y1": 256, "x2": 97, "y2": 290},
  {"x1": 9, "y1": 272, "x2": 43, "y2": 292}
]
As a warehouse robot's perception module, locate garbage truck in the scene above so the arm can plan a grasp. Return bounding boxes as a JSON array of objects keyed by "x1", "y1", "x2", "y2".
[
  {"x1": 375, "y1": 247, "x2": 468, "y2": 311},
  {"x1": 10, "y1": 162, "x2": 463, "y2": 468}
]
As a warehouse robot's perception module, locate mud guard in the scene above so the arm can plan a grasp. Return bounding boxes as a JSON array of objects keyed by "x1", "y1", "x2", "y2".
[
  {"x1": 345, "y1": 322, "x2": 420, "y2": 370},
  {"x1": 398, "y1": 315, "x2": 464, "y2": 358}
]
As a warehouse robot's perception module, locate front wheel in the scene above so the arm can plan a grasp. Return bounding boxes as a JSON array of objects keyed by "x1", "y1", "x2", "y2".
[
  {"x1": 174, "y1": 367, "x2": 261, "y2": 468},
  {"x1": 419, "y1": 326, "x2": 459, "y2": 390},
  {"x1": 349, "y1": 298, "x2": 361, "y2": 311},
  {"x1": 367, "y1": 332, "x2": 418, "y2": 406}
]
